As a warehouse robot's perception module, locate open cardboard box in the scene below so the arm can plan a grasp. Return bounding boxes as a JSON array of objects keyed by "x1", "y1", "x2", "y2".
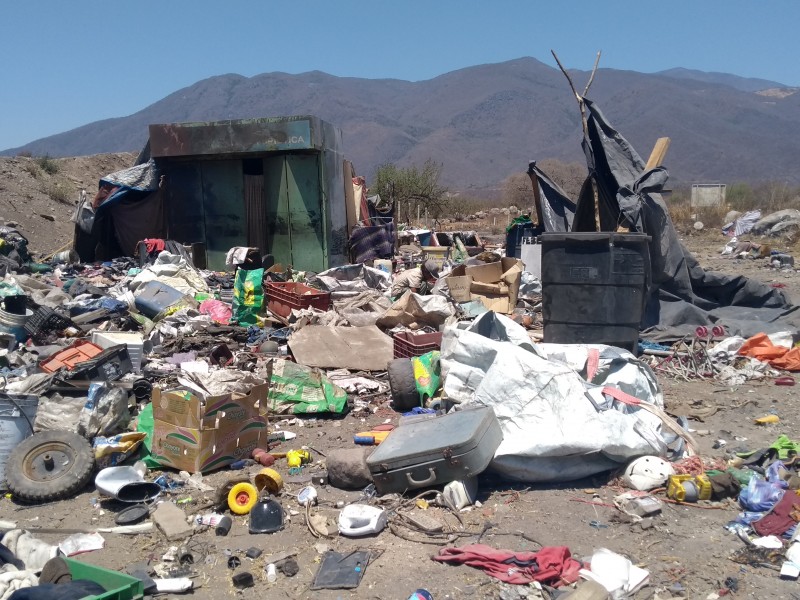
[
  {"x1": 446, "y1": 257, "x2": 523, "y2": 314},
  {"x1": 151, "y1": 383, "x2": 269, "y2": 473}
]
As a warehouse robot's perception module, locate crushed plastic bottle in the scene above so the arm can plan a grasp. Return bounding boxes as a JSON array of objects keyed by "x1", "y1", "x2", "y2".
[{"x1": 266, "y1": 563, "x2": 277, "y2": 583}]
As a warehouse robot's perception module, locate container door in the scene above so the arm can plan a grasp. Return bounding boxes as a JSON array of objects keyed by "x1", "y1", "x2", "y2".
[
  {"x1": 166, "y1": 162, "x2": 205, "y2": 248},
  {"x1": 263, "y1": 156, "x2": 291, "y2": 267},
  {"x1": 286, "y1": 154, "x2": 325, "y2": 272},
  {"x1": 200, "y1": 160, "x2": 246, "y2": 271}
]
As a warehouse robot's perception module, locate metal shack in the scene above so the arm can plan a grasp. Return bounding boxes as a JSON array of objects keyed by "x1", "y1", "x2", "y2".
[{"x1": 148, "y1": 115, "x2": 348, "y2": 272}]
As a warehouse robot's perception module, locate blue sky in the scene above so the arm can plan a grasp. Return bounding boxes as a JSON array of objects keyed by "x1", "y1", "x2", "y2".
[{"x1": 1, "y1": 1, "x2": 798, "y2": 149}]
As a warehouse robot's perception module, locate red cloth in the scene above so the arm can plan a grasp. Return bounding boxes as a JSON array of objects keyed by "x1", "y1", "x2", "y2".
[
  {"x1": 752, "y1": 489, "x2": 800, "y2": 537},
  {"x1": 432, "y1": 544, "x2": 582, "y2": 586},
  {"x1": 142, "y1": 238, "x2": 166, "y2": 254}
]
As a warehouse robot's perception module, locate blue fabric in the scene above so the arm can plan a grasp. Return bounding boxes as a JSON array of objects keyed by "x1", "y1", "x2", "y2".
[{"x1": 9, "y1": 580, "x2": 106, "y2": 600}]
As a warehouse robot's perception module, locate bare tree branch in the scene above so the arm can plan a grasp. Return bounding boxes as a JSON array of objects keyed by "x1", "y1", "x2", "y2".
[{"x1": 582, "y1": 50, "x2": 602, "y2": 96}]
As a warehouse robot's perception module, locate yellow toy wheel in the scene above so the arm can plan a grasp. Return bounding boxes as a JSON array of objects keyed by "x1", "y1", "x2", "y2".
[{"x1": 227, "y1": 482, "x2": 258, "y2": 515}]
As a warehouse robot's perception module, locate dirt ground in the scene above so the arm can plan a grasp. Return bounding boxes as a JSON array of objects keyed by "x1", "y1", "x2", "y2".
[
  {"x1": 0, "y1": 153, "x2": 135, "y2": 256},
  {"x1": 2, "y1": 156, "x2": 800, "y2": 598}
]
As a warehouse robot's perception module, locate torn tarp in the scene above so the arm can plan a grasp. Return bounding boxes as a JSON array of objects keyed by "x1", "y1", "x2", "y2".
[
  {"x1": 527, "y1": 161, "x2": 576, "y2": 232},
  {"x1": 308, "y1": 264, "x2": 391, "y2": 299},
  {"x1": 571, "y1": 99, "x2": 796, "y2": 342},
  {"x1": 441, "y1": 312, "x2": 682, "y2": 482}
]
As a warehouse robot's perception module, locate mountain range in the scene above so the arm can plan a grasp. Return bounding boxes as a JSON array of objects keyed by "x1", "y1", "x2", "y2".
[{"x1": 4, "y1": 57, "x2": 799, "y2": 192}]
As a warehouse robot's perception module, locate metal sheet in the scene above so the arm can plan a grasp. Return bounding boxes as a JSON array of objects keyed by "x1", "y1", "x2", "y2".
[
  {"x1": 264, "y1": 156, "x2": 291, "y2": 267},
  {"x1": 286, "y1": 154, "x2": 325, "y2": 272},
  {"x1": 166, "y1": 162, "x2": 205, "y2": 247},
  {"x1": 245, "y1": 174, "x2": 267, "y2": 256},
  {"x1": 201, "y1": 160, "x2": 246, "y2": 271},
  {"x1": 149, "y1": 117, "x2": 316, "y2": 157}
]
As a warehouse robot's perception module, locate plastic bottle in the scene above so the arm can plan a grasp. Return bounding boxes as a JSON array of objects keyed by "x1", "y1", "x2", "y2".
[
  {"x1": 408, "y1": 590, "x2": 433, "y2": 600},
  {"x1": 266, "y1": 563, "x2": 277, "y2": 583}
]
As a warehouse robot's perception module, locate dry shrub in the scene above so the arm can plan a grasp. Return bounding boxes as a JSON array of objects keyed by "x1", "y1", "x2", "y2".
[
  {"x1": 22, "y1": 161, "x2": 41, "y2": 179},
  {"x1": 35, "y1": 155, "x2": 60, "y2": 175},
  {"x1": 42, "y1": 181, "x2": 71, "y2": 204}
]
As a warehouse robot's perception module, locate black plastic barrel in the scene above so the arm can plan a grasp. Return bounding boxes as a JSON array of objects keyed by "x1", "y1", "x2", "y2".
[{"x1": 540, "y1": 232, "x2": 651, "y2": 353}]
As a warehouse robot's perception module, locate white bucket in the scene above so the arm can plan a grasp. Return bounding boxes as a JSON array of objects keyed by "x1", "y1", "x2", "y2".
[{"x1": 0, "y1": 393, "x2": 39, "y2": 489}]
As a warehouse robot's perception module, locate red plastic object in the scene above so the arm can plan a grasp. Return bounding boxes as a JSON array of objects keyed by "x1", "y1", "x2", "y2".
[
  {"x1": 393, "y1": 331, "x2": 443, "y2": 359},
  {"x1": 265, "y1": 282, "x2": 331, "y2": 319},
  {"x1": 39, "y1": 340, "x2": 104, "y2": 373},
  {"x1": 775, "y1": 376, "x2": 796, "y2": 386}
]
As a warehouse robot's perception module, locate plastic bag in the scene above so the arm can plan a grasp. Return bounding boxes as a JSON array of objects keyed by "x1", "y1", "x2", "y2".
[
  {"x1": 199, "y1": 299, "x2": 232, "y2": 325},
  {"x1": 34, "y1": 393, "x2": 85, "y2": 433},
  {"x1": 71, "y1": 199, "x2": 95, "y2": 234},
  {"x1": 267, "y1": 359, "x2": 348, "y2": 415},
  {"x1": 739, "y1": 476, "x2": 785, "y2": 512},
  {"x1": 93, "y1": 432, "x2": 148, "y2": 469},
  {"x1": 232, "y1": 268, "x2": 264, "y2": 326},
  {"x1": 77, "y1": 383, "x2": 130, "y2": 438}
]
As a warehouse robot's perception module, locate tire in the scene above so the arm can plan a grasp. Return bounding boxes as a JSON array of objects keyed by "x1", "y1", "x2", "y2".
[
  {"x1": 388, "y1": 358, "x2": 419, "y2": 411},
  {"x1": 228, "y1": 482, "x2": 259, "y2": 515},
  {"x1": 5, "y1": 431, "x2": 94, "y2": 503}
]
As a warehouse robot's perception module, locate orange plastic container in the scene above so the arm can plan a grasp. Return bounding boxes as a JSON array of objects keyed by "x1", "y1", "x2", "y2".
[{"x1": 39, "y1": 340, "x2": 104, "y2": 373}]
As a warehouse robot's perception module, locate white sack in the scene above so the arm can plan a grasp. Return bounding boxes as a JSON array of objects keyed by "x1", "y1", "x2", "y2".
[{"x1": 441, "y1": 312, "x2": 667, "y2": 482}]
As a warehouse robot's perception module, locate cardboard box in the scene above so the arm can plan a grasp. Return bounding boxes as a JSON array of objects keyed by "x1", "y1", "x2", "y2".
[
  {"x1": 446, "y1": 274, "x2": 473, "y2": 302},
  {"x1": 151, "y1": 383, "x2": 269, "y2": 473},
  {"x1": 472, "y1": 292, "x2": 510, "y2": 314},
  {"x1": 445, "y1": 258, "x2": 523, "y2": 314}
]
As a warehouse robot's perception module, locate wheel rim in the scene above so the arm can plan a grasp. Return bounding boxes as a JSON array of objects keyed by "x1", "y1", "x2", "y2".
[
  {"x1": 236, "y1": 492, "x2": 250, "y2": 506},
  {"x1": 21, "y1": 441, "x2": 76, "y2": 483}
]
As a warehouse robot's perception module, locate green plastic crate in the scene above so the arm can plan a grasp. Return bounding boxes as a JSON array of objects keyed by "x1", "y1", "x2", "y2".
[{"x1": 65, "y1": 558, "x2": 144, "y2": 600}]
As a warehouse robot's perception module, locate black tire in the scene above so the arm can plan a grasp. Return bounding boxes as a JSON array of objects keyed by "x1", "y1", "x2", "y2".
[
  {"x1": 5, "y1": 431, "x2": 94, "y2": 503},
  {"x1": 388, "y1": 358, "x2": 419, "y2": 411}
]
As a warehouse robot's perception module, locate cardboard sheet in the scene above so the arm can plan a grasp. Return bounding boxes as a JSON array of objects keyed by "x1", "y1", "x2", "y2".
[{"x1": 288, "y1": 325, "x2": 394, "y2": 371}]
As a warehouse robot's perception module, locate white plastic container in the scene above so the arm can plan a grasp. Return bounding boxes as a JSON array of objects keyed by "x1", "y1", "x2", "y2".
[
  {"x1": 337, "y1": 504, "x2": 387, "y2": 537},
  {"x1": 266, "y1": 563, "x2": 277, "y2": 583},
  {"x1": 443, "y1": 477, "x2": 478, "y2": 510},
  {"x1": 91, "y1": 331, "x2": 152, "y2": 373}
]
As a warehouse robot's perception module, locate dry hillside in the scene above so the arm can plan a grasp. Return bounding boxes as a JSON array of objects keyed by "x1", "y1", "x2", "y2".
[{"x1": 0, "y1": 152, "x2": 136, "y2": 256}]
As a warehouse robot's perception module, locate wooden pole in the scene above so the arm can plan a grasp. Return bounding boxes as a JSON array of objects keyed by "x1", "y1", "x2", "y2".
[{"x1": 645, "y1": 137, "x2": 671, "y2": 171}]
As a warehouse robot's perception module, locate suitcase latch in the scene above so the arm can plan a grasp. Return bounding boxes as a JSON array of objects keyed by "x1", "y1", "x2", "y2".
[{"x1": 443, "y1": 446, "x2": 459, "y2": 466}]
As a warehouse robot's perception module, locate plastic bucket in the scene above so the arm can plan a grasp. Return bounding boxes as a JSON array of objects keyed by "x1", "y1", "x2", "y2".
[
  {"x1": 0, "y1": 306, "x2": 33, "y2": 343},
  {"x1": 0, "y1": 393, "x2": 38, "y2": 489},
  {"x1": 52, "y1": 249, "x2": 80, "y2": 265}
]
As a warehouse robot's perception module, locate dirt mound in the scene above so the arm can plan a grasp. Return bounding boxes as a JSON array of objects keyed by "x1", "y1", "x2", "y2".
[{"x1": 0, "y1": 152, "x2": 136, "y2": 257}]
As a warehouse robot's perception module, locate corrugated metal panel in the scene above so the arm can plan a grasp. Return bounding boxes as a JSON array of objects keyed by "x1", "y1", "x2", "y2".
[{"x1": 245, "y1": 174, "x2": 267, "y2": 256}]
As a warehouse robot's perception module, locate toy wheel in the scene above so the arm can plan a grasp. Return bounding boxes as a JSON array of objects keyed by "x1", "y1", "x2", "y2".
[{"x1": 228, "y1": 482, "x2": 258, "y2": 515}]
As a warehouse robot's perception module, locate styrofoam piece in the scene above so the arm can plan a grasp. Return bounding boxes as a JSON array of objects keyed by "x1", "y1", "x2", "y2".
[{"x1": 91, "y1": 331, "x2": 151, "y2": 373}]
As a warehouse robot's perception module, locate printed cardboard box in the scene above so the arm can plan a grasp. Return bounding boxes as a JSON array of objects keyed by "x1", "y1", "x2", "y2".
[{"x1": 151, "y1": 383, "x2": 269, "y2": 473}]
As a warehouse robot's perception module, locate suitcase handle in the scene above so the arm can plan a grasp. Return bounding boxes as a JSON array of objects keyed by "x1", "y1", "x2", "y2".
[{"x1": 406, "y1": 468, "x2": 437, "y2": 487}]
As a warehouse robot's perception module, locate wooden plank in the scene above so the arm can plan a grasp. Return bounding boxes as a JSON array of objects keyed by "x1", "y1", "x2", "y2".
[{"x1": 645, "y1": 137, "x2": 671, "y2": 171}]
